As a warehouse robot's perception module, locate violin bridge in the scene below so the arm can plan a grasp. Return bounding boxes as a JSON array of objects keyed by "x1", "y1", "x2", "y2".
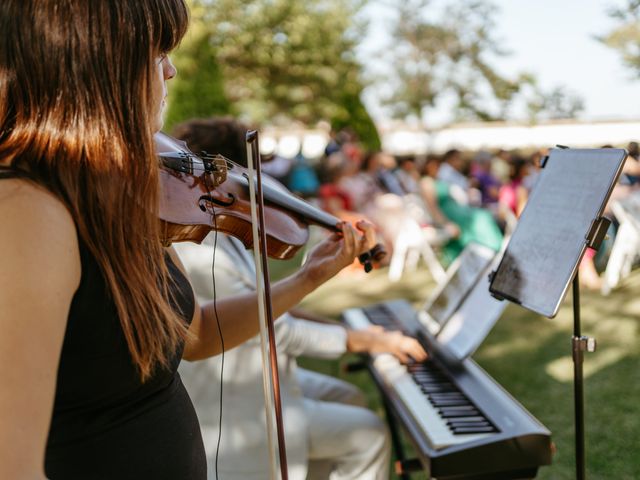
[{"x1": 201, "y1": 152, "x2": 228, "y2": 187}]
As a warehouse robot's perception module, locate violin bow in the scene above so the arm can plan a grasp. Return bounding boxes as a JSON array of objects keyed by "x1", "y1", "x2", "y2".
[{"x1": 245, "y1": 130, "x2": 289, "y2": 480}]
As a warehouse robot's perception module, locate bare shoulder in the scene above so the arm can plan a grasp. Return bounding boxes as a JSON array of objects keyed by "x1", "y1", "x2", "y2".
[
  {"x1": 0, "y1": 179, "x2": 81, "y2": 290},
  {"x1": 0, "y1": 179, "x2": 81, "y2": 478}
]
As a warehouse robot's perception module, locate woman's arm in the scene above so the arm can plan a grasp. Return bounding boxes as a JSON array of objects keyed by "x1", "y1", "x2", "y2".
[
  {"x1": 180, "y1": 221, "x2": 375, "y2": 361},
  {"x1": 0, "y1": 181, "x2": 81, "y2": 479}
]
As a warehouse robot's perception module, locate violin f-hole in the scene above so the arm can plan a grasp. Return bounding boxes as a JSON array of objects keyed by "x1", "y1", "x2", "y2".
[{"x1": 198, "y1": 192, "x2": 235, "y2": 211}]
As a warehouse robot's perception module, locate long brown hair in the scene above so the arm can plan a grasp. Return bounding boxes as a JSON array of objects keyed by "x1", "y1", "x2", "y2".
[{"x1": 0, "y1": 0, "x2": 189, "y2": 379}]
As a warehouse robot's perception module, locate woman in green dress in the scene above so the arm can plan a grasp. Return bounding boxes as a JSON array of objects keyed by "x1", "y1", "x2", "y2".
[{"x1": 420, "y1": 156, "x2": 503, "y2": 265}]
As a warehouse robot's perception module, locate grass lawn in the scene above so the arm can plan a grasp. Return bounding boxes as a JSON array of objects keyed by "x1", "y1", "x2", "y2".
[{"x1": 270, "y1": 253, "x2": 640, "y2": 479}]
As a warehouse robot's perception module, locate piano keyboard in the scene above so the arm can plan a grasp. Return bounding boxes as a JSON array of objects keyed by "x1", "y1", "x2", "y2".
[{"x1": 342, "y1": 304, "x2": 553, "y2": 479}]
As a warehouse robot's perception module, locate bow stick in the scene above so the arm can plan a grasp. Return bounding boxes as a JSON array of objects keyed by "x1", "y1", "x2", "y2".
[{"x1": 246, "y1": 130, "x2": 289, "y2": 480}]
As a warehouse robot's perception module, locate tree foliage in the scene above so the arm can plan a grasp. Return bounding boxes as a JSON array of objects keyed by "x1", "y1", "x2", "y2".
[
  {"x1": 167, "y1": 0, "x2": 380, "y2": 149},
  {"x1": 164, "y1": 32, "x2": 230, "y2": 131},
  {"x1": 382, "y1": 0, "x2": 524, "y2": 123},
  {"x1": 523, "y1": 83, "x2": 585, "y2": 123},
  {"x1": 599, "y1": 0, "x2": 640, "y2": 77},
  {"x1": 378, "y1": 0, "x2": 583, "y2": 124}
]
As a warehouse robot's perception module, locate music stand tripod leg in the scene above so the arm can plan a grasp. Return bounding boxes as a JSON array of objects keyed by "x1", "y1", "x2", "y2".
[
  {"x1": 571, "y1": 217, "x2": 607, "y2": 479},
  {"x1": 572, "y1": 274, "x2": 597, "y2": 480}
]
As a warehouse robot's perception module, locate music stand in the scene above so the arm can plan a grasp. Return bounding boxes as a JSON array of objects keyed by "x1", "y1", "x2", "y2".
[{"x1": 488, "y1": 147, "x2": 627, "y2": 480}]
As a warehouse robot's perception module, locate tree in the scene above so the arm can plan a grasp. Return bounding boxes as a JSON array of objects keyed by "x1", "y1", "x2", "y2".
[
  {"x1": 523, "y1": 82, "x2": 585, "y2": 123},
  {"x1": 168, "y1": 0, "x2": 380, "y2": 149},
  {"x1": 599, "y1": 0, "x2": 640, "y2": 77},
  {"x1": 164, "y1": 31, "x2": 231, "y2": 131},
  {"x1": 380, "y1": 0, "x2": 526, "y2": 124},
  {"x1": 373, "y1": 0, "x2": 586, "y2": 125}
]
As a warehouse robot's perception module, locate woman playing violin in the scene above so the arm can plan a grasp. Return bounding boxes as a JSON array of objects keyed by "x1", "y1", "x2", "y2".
[{"x1": 0, "y1": 1, "x2": 375, "y2": 479}]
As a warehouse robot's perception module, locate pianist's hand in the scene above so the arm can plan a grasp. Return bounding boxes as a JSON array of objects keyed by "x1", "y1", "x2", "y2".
[{"x1": 346, "y1": 326, "x2": 428, "y2": 364}]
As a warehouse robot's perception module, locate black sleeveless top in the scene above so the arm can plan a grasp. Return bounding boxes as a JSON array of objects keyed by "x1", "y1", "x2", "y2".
[{"x1": 0, "y1": 170, "x2": 206, "y2": 479}]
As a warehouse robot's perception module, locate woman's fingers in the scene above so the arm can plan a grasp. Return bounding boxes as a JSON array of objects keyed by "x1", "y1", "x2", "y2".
[
  {"x1": 339, "y1": 222, "x2": 357, "y2": 258},
  {"x1": 355, "y1": 220, "x2": 376, "y2": 252}
]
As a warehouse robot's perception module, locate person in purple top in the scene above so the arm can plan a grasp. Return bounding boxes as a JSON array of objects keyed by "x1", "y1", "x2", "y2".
[{"x1": 471, "y1": 150, "x2": 501, "y2": 209}]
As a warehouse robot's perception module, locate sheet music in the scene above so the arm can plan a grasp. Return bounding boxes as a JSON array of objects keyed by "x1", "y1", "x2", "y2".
[
  {"x1": 422, "y1": 243, "x2": 495, "y2": 330},
  {"x1": 490, "y1": 149, "x2": 626, "y2": 317},
  {"x1": 438, "y1": 261, "x2": 507, "y2": 360}
]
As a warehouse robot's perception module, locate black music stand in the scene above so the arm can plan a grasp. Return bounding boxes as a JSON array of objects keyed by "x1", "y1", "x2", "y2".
[{"x1": 489, "y1": 147, "x2": 627, "y2": 480}]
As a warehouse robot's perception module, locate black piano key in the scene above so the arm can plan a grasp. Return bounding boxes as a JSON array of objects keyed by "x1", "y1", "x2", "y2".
[
  {"x1": 421, "y1": 386, "x2": 457, "y2": 394},
  {"x1": 445, "y1": 416, "x2": 487, "y2": 423},
  {"x1": 416, "y1": 380, "x2": 453, "y2": 387},
  {"x1": 414, "y1": 378, "x2": 452, "y2": 385},
  {"x1": 362, "y1": 305, "x2": 403, "y2": 329},
  {"x1": 412, "y1": 372, "x2": 445, "y2": 380},
  {"x1": 430, "y1": 399, "x2": 471, "y2": 407},
  {"x1": 438, "y1": 405, "x2": 477, "y2": 411},
  {"x1": 413, "y1": 378, "x2": 446, "y2": 384},
  {"x1": 451, "y1": 426, "x2": 496, "y2": 434},
  {"x1": 430, "y1": 395, "x2": 467, "y2": 401},
  {"x1": 410, "y1": 366, "x2": 442, "y2": 374},
  {"x1": 440, "y1": 410, "x2": 481, "y2": 418},
  {"x1": 448, "y1": 420, "x2": 491, "y2": 428},
  {"x1": 414, "y1": 378, "x2": 450, "y2": 384}
]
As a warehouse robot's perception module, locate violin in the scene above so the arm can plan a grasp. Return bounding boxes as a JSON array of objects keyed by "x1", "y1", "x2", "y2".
[{"x1": 155, "y1": 131, "x2": 386, "y2": 269}]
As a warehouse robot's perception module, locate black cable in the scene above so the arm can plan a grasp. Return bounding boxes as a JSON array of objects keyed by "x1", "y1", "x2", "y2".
[{"x1": 207, "y1": 202, "x2": 225, "y2": 480}]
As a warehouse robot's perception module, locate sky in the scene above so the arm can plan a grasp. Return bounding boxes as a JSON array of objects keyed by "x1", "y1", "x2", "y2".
[{"x1": 359, "y1": 0, "x2": 640, "y2": 126}]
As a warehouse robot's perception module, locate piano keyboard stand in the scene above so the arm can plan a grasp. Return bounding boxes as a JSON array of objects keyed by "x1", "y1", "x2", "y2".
[
  {"x1": 382, "y1": 395, "x2": 412, "y2": 480},
  {"x1": 395, "y1": 458, "x2": 423, "y2": 476}
]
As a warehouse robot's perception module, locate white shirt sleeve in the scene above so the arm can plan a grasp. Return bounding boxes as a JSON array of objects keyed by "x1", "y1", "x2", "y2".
[
  {"x1": 177, "y1": 233, "x2": 348, "y2": 359},
  {"x1": 274, "y1": 314, "x2": 348, "y2": 359}
]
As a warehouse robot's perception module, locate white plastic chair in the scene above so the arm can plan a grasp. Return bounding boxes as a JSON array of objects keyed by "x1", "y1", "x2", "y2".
[
  {"x1": 387, "y1": 216, "x2": 447, "y2": 283},
  {"x1": 601, "y1": 196, "x2": 640, "y2": 295}
]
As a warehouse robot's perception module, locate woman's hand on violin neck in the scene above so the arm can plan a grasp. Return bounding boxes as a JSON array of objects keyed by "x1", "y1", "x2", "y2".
[{"x1": 301, "y1": 220, "x2": 376, "y2": 286}]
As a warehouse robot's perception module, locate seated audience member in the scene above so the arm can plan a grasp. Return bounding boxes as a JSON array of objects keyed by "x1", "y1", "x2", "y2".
[
  {"x1": 522, "y1": 149, "x2": 545, "y2": 192},
  {"x1": 491, "y1": 148, "x2": 513, "y2": 184},
  {"x1": 436, "y1": 149, "x2": 472, "y2": 205},
  {"x1": 261, "y1": 151, "x2": 293, "y2": 184},
  {"x1": 171, "y1": 117, "x2": 427, "y2": 480},
  {"x1": 370, "y1": 151, "x2": 407, "y2": 196},
  {"x1": 422, "y1": 155, "x2": 503, "y2": 265},
  {"x1": 621, "y1": 141, "x2": 640, "y2": 185},
  {"x1": 471, "y1": 150, "x2": 501, "y2": 210},
  {"x1": 338, "y1": 150, "x2": 387, "y2": 213},
  {"x1": 394, "y1": 156, "x2": 422, "y2": 194},
  {"x1": 317, "y1": 152, "x2": 355, "y2": 215},
  {"x1": 498, "y1": 156, "x2": 531, "y2": 217}
]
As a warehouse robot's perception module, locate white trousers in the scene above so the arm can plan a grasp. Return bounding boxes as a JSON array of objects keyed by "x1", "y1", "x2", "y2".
[{"x1": 297, "y1": 369, "x2": 391, "y2": 480}]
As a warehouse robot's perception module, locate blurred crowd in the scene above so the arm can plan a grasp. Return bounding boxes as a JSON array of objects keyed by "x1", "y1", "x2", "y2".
[{"x1": 173, "y1": 117, "x2": 640, "y2": 290}]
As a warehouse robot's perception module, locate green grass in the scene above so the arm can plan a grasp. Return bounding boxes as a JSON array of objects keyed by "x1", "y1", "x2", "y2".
[{"x1": 270, "y1": 256, "x2": 640, "y2": 479}]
